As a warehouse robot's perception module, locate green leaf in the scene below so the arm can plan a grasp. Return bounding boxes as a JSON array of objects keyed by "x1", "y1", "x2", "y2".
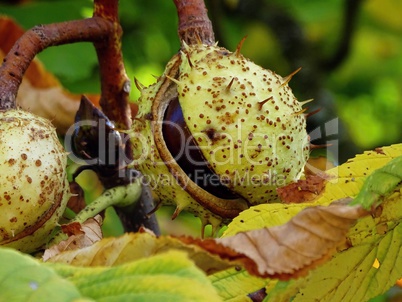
[
  {"x1": 351, "y1": 155, "x2": 402, "y2": 209},
  {"x1": 0, "y1": 248, "x2": 85, "y2": 302},
  {"x1": 53, "y1": 250, "x2": 222, "y2": 302}
]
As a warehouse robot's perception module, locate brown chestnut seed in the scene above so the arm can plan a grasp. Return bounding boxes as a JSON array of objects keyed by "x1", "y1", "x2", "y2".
[{"x1": 163, "y1": 96, "x2": 239, "y2": 200}]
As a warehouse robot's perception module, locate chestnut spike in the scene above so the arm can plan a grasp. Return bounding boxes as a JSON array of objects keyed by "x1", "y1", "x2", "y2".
[
  {"x1": 225, "y1": 77, "x2": 235, "y2": 92},
  {"x1": 211, "y1": 224, "x2": 220, "y2": 237},
  {"x1": 292, "y1": 107, "x2": 308, "y2": 116},
  {"x1": 299, "y1": 98, "x2": 314, "y2": 106},
  {"x1": 185, "y1": 52, "x2": 194, "y2": 68},
  {"x1": 281, "y1": 67, "x2": 302, "y2": 87},
  {"x1": 118, "y1": 128, "x2": 134, "y2": 134},
  {"x1": 147, "y1": 199, "x2": 163, "y2": 216},
  {"x1": 310, "y1": 143, "x2": 332, "y2": 150},
  {"x1": 235, "y1": 36, "x2": 248, "y2": 58},
  {"x1": 201, "y1": 223, "x2": 207, "y2": 239},
  {"x1": 166, "y1": 75, "x2": 181, "y2": 86},
  {"x1": 134, "y1": 77, "x2": 145, "y2": 91},
  {"x1": 213, "y1": 41, "x2": 219, "y2": 47},
  {"x1": 171, "y1": 206, "x2": 182, "y2": 220},
  {"x1": 257, "y1": 96, "x2": 273, "y2": 111},
  {"x1": 194, "y1": 32, "x2": 203, "y2": 45},
  {"x1": 133, "y1": 117, "x2": 146, "y2": 125},
  {"x1": 305, "y1": 108, "x2": 321, "y2": 118},
  {"x1": 182, "y1": 40, "x2": 190, "y2": 51}
]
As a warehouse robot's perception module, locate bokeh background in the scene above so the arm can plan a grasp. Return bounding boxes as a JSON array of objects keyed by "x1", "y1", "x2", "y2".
[
  {"x1": 1, "y1": 0, "x2": 401, "y2": 163},
  {"x1": 1, "y1": 1, "x2": 402, "y2": 300}
]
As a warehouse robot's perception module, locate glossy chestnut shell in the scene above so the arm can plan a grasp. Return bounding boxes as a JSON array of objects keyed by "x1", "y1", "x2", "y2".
[{"x1": 163, "y1": 96, "x2": 239, "y2": 200}]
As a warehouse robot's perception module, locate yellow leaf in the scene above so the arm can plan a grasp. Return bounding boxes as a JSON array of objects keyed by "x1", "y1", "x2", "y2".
[
  {"x1": 290, "y1": 191, "x2": 402, "y2": 302},
  {"x1": 317, "y1": 144, "x2": 402, "y2": 205},
  {"x1": 223, "y1": 144, "x2": 402, "y2": 237},
  {"x1": 44, "y1": 230, "x2": 232, "y2": 275}
]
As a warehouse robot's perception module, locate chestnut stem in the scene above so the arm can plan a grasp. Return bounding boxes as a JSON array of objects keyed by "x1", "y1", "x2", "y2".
[
  {"x1": 72, "y1": 178, "x2": 142, "y2": 224},
  {"x1": 93, "y1": 0, "x2": 132, "y2": 133},
  {"x1": 92, "y1": 0, "x2": 160, "y2": 234},
  {"x1": 173, "y1": 0, "x2": 215, "y2": 46},
  {"x1": 50, "y1": 178, "x2": 143, "y2": 245},
  {"x1": 115, "y1": 182, "x2": 161, "y2": 235},
  {"x1": 0, "y1": 17, "x2": 113, "y2": 111}
]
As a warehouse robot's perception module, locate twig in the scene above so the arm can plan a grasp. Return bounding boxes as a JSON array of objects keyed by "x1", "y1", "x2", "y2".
[
  {"x1": 93, "y1": 0, "x2": 132, "y2": 133},
  {"x1": 321, "y1": 0, "x2": 364, "y2": 71},
  {"x1": 90, "y1": 0, "x2": 159, "y2": 233},
  {"x1": 0, "y1": 17, "x2": 112, "y2": 110},
  {"x1": 173, "y1": 0, "x2": 215, "y2": 45}
]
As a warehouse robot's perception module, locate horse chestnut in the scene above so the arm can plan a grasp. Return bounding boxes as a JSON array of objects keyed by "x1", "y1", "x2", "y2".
[
  {"x1": 131, "y1": 43, "x2": 310, "y2": 230},
  {"x1": 0, "y1": 110, "x2": 70, "y2": 252}
]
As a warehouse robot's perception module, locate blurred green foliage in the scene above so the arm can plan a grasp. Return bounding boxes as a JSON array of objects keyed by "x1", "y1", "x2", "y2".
[
  {"x1": 1, "y1": 2, "x2": 401, "y2": 299},
  {"x1": 1, "y1": 0, "x2": 401, "y2": 156}
]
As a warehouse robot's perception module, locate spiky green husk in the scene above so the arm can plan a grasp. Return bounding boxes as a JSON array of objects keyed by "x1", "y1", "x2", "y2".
[
  {"x1": 178, "y1": 44, "x2": 309, "y2": 205},
  {"x1": 0, "y1": 110, "x2": 70, "y2": 252},
  {"x1": 131, "y1": 76, "x2": 225, "y2": 231},
  {"x1": 131, "y1": 43, "x2": 309, "y2": 229}
]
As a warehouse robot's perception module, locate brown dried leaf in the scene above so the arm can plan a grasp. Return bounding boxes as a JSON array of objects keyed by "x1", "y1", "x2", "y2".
[
  {"x1": 277, "y1": 174, "x2": 328, "y2": 204},
  {"x1": 214, "y1": 201, "x2": 368, "y2": 279},
  {"x1": 179, "y1": 201, "x2": 368, "y2": 279},
  {"x1": 43, "y1": 215, "x2": 103, "y2": 261},
  {"x1": 46, "y1": 202, "x2": 367, "y2": 280},
  {"x1": 0, "y1": 17, "x2": 100, "y2": 134}
]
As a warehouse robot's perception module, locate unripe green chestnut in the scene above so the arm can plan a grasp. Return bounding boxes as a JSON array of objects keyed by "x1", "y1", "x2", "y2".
[
  {"x1": 131, "y1": 43, "x2": 310, "y2": 231},
  {"x1": 0, "y1": 109, "x2": 70, "y2": 253}
]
